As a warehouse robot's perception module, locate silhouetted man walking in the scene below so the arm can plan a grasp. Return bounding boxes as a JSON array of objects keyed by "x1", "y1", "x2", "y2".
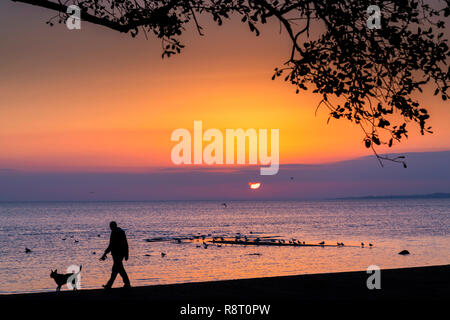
[{"x1": 101, "y1": 221, "x2": 131, "y2": 289}]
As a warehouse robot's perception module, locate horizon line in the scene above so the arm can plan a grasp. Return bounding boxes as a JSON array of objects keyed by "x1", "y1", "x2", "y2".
[{"x1": 1, "y1": 192, "x2": 449, "y2": 203}]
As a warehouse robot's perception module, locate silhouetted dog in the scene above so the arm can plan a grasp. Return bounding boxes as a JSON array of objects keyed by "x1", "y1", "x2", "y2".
[{"x1": 50, "y1": 266, "x2": 82, "y2": 291}]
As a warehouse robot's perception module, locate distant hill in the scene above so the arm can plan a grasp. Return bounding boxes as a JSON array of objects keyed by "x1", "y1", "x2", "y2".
[{"x1": 335, "y1": 193, "x2": 450, "y2": 200}]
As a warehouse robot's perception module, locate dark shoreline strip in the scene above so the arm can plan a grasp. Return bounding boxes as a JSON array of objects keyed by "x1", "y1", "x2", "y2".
[{"x1": 1, "y1": 265, "x2": 448, "y2": 302}]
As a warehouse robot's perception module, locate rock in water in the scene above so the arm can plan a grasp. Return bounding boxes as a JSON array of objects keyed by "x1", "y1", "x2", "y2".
[{"x1": 398, "y1": 250, "x2": 410, "y2": 255}]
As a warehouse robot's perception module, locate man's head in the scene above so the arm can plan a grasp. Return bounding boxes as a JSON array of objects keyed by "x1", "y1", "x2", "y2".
[{"x1": 109, "y1": 221, "x2": 118, "y2": 230}]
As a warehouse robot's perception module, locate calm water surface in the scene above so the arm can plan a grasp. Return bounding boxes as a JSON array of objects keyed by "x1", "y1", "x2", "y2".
[{"x1": 0, "y1": 199, "x2": 449, "y2": 294}]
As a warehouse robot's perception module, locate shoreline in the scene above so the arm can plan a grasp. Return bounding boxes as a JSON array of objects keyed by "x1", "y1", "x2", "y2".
[{"x1": 1, "y1": 264, "x2": 448, "y2": 302}]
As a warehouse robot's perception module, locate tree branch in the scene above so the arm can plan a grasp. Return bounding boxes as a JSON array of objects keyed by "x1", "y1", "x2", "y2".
[{"x1": 11, "y1": 0, "x2": 131, "y2": 32}]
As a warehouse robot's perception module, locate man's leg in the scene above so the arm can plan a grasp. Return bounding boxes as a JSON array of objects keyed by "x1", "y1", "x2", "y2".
[
  {"x1": 104, "y1": 259, "x2": 119, "y2": 288},
  {"x1": 115, "y1": 257, "x2": 131, "y2": 287}
]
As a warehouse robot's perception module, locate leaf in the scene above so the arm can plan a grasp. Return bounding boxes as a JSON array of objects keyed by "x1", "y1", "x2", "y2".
[{"x1": 248, "y1": 21, "x2": 254, "y2": 32}]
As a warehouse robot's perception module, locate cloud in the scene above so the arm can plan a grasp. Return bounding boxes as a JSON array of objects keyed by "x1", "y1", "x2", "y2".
[{"x1": 0, "y1": 151, "x2": 449, "y2": 201}]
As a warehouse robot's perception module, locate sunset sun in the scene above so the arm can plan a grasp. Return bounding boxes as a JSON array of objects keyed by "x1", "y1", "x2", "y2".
[{"x1": 249, "y1": 182, "x2": 261, "y2": 190}]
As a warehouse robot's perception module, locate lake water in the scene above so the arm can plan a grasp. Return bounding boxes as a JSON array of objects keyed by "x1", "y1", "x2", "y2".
[{"x1": 0, "y1": 199, "x2": 449, "y2": 294}]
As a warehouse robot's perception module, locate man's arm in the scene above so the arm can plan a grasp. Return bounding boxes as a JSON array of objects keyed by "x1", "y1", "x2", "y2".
[
  {"x1": 123, "y1": 232, "x2": 129, "y2": 261},
  {"x1": 101, "y1": 234, "x2": 113, "y2": 260}
]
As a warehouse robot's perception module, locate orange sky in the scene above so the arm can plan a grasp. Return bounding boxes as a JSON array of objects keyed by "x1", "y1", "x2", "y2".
[{"x1": 1, "y1": 2, "x2": 449, "y2": 171}]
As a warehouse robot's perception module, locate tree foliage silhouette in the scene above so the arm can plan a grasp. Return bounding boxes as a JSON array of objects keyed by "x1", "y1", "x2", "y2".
[{"x1": 12, "y1": 0, "x2": 450, "y2": 166}]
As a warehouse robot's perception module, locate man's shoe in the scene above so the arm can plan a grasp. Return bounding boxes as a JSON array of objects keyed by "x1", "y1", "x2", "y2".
[
  {"x1": 123, "y1": 284, "x2": 131, "y2": 289},
  {"x1": 102, "y1": 284, "x2": 111, "y2": 290}
]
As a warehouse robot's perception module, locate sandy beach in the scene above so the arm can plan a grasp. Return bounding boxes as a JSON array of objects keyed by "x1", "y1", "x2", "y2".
[
  {"x1": 1, "y1": 265, "x2": 448, "y2": 318},
  {"x1": 1, "y1": 265, "x2": 448, "y2": 302}
]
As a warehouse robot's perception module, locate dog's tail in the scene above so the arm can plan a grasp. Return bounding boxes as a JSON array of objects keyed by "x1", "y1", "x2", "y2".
[
  {"x1": 72, "y1": 265, "x2": 82, "y2": 276},
  {"x1": 67, "y1": 265, "x2": 82, "y2": 290}
]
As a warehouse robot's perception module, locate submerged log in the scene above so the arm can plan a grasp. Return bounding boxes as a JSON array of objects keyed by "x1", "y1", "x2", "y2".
[{"x1": 209, "y1": 239, "x2": 359, "y2": 247}]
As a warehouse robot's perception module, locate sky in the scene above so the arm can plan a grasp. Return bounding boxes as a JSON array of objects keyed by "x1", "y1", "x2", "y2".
[
  {"x1": 0, "y1": 1, "x2": 449, "y2": 200},
  {"x1": 1, "y1": 151, "x2": 449, "y2": 201}
]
